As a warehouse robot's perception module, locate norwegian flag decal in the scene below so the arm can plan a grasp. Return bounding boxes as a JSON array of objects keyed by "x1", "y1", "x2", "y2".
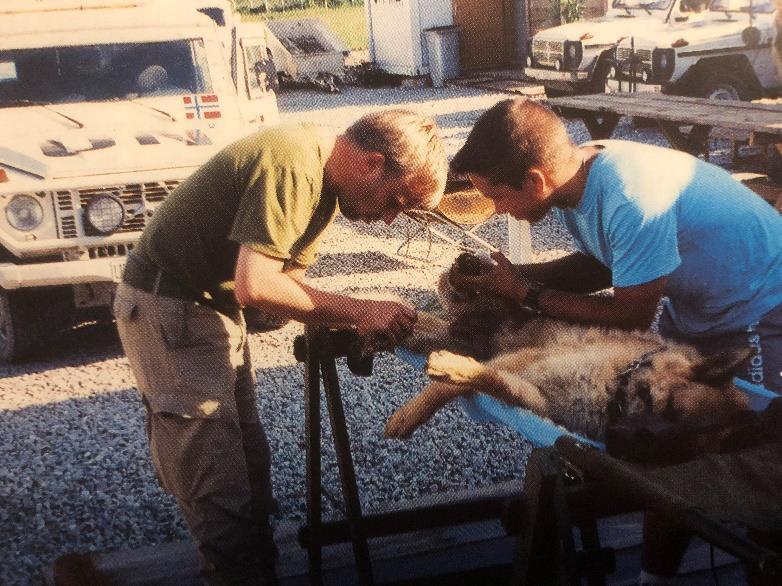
[{"x1": 183, "y1": 94, "x2": 221, "y2": 120}]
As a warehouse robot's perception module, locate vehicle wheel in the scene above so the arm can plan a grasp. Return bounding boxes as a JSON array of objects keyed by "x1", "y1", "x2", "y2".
[
  {"x1": 695, "y1": 71, "x2": 757, "y2": 101},
  {"x1": 243, "y1": 306, "x2": 290, "y2": 333},
  {"x1": 0, "y1": 289, "x2": 44, "y2": 362}
]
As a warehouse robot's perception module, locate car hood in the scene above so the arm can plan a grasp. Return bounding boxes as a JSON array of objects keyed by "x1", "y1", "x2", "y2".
[
  {"x1": 626, "y1": 15, "x2": 774, "y2": 48},
  {"x1": 533, "y1": 14, "x2": 672, "y2": 46},
  {"x1": 0, "y1": 99, "x2": 246, "y2": 181}
]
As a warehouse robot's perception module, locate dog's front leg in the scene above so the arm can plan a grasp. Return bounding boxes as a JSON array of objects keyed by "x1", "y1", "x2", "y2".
[
  {"x1": 428, "y1": 350, "x2": 548, "y2": 414},
  {"x1": 385, "y1": 381, "x2": 469, "y2": 438}
]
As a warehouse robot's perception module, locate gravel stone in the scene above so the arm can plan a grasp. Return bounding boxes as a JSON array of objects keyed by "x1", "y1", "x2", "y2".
[{"x1": 0, "y1": 85, "x2": 741, "y2": 585}]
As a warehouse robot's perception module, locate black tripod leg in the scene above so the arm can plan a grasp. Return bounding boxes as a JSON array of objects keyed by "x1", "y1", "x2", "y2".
[
  {"x1": 320, "y1": 345, "x2": 374, "y2": 586},
  {"x1": 305, "y1": 329, "x2": 324, "y2": 586}
]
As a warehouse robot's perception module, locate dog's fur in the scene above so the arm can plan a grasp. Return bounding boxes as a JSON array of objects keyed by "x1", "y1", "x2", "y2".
[{"x1": 385, "y1": 271, "x2": 751, "y2": 441}]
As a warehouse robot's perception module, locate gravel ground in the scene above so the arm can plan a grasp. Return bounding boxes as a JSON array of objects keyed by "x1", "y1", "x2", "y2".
[{"x1": 0, "y1": 85, "x2": 740, "y2": 585}]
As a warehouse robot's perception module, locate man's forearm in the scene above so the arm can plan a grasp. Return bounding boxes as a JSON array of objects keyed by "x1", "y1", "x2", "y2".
[
  {"x1": 238, "y1": 272, "x2": 364, "y2": 329},
  {"x1": 520, "y1": 252, "x2": 611, "y2": 293},
  {"x1": 537, "y1": 288, "x2": 657, "y2": 331}
]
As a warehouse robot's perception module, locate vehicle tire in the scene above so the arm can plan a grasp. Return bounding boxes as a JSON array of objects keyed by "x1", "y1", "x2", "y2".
[
  {"x1": 695, "y1": 71, "x2": 757, "y2": 101},
  {"x1": 0, "y1": 289, "x2": 45, "y2": 362},
  {"x1": 243, "y1": 306, "x2": 290, "y2": 333}
]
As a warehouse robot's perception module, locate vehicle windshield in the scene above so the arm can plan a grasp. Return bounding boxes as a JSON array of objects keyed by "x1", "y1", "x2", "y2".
[
  {"x1": 612, "y1": 0, "x2": 675, "y2": 11},
  {"x1": 0, "y1": 39, "x2": 213, "y2": 107},
  {"x1": 709, "y1": 0, "x2": 774, "y2": 12}
]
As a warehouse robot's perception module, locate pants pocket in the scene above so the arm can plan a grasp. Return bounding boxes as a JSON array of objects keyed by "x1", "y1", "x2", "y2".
[{"x1": 145, "y1": 301, "x2": 245, "y2": 419}]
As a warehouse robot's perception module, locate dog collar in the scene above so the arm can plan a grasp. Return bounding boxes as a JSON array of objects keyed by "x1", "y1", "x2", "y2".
[{"x1": 607, "y1": 346, "x2": 668, "y2": 424}]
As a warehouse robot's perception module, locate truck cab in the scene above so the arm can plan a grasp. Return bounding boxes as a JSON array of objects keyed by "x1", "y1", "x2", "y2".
[
  {"x1": 0, "y1": 0, "x2": 279, "y2": 361},
  {"x1": 608, "y1": 0, "x2": 779, "y2": 99},
  {"x1": 524, "y1": 0, "x2": 710, "y2": 95}
]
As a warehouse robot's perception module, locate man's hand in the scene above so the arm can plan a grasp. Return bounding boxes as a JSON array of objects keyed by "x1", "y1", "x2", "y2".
[
  {"x1": 353, "y1": 299, "x2": 418, "y2": 346},
  {"x1": 448, "y1": 251, "x2": 532, "y2": 304}
]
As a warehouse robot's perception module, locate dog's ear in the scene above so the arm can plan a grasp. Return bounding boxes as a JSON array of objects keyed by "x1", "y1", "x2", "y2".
[{"x1": 691, "y1": 347, "x2": 753, "y2": 387}]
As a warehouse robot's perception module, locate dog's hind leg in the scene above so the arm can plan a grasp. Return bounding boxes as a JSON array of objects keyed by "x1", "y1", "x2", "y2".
[
  {"x1": 427, "y1": 350, "x2": 548, "y2": 413},
  {"x1": 385, "y1": 381, "x2": 469, "y2": 438}
]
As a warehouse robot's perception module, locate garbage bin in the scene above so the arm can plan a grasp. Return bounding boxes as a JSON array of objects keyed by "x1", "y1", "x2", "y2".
[{"x1": 424, "y1": 25, "x2": 460, "y2": 88}]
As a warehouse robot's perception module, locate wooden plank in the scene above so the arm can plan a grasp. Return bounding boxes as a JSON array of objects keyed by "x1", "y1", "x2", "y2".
[
  {"x1": 546, "y1": 94, "x2": 782, "y2": 136},
  {"x1": 43, "y1": 505, "x2": 748, "y2": 585},
  {"x1": 472, "y1": 79, "x2": 546, "y2": 96}
]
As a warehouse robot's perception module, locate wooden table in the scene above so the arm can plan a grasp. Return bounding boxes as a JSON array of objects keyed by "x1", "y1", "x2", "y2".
[{"x1": 545, "y1": 93, "x2": 782, "y2": 158}]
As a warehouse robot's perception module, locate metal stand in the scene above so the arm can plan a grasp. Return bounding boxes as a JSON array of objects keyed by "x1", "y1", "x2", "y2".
[
  {"x1": 299, "y1": 327, "x2": 374, "y2": 585},
  {"x1": 294, "y1": 327, "x2": 521, "y2": 585},
  {"x1": 508, "y1": 448, "x2": 619, "y2": 586}
]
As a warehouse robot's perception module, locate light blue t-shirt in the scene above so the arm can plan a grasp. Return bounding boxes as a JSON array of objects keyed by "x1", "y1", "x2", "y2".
[{"x1": 553, "y1": 140, "x2": 782, "y2": 337}]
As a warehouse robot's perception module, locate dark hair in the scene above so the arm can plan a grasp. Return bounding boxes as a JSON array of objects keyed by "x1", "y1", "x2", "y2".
[{"x1": 450, "y1": 99, "x2": 570, "y2": 189}]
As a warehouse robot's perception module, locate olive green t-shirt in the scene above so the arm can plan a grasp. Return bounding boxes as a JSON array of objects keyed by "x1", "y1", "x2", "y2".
[{"x1": 134, "y1": 122, "x2": 337, "y2": 312}]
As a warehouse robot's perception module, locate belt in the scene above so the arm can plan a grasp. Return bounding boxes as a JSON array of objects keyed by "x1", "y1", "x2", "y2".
[{"x1": 122, "y1": 254, "x2": 195, "y2": 301}]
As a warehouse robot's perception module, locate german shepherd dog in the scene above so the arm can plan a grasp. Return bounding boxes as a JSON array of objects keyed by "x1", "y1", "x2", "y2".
[{"x1": 384, "y1": 256, "x2": 750, "y2": 442}]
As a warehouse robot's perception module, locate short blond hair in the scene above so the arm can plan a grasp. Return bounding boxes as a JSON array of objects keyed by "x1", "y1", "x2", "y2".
[{"x1": 345, "y1": 109, "x2": 447, "y2": 210}]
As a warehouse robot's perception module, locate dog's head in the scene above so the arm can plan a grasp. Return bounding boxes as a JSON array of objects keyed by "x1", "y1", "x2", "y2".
[
  {"x1": 436, "y1": 268, "x2": 535, "y2": 359},
  {"x1": 610, "y1": 346, "x2": 752, "y2": 426}
]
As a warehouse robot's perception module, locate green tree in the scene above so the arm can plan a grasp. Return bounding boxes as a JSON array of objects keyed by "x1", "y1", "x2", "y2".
[{"x1": 560, "y1": 0, "x2": 585, "y2": 23}]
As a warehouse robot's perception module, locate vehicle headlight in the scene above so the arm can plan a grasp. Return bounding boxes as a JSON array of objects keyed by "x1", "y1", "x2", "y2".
[
  {"x1": 6, "y1": 194, "x2": 44, "y2": 232},
  {"x1": 563, "y1": 41, "x2": 583, "y2": 70},
  {"x1": 85, "y1": 194, "x2": 125, "y2": 234},
  {"x1": 608, "y1": 65, "x2": 617, "y2": 79}
]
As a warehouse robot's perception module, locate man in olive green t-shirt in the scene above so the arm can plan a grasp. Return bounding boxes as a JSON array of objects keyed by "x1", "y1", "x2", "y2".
[{"x1": 113, "y1": 110, "x2": 447, "y2": 585}]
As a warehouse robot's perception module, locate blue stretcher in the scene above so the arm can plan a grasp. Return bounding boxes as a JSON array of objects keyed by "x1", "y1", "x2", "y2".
[{"x1": 395, "y1": 347, "x2": 779, "y2": 451}]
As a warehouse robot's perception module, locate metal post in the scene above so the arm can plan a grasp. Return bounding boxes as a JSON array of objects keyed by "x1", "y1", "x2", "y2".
[
  {"x1": 304, "y1": 326, "x2": 324, "y2": 585},
  {"x1": 319, "y1": 331, "x2": 375, "y2": 586}
]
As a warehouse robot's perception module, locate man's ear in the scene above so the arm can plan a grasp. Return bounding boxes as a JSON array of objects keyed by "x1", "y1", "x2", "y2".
[
  {"x1": 691, "y1": 347, "x2": 753, "y2": 387},
  {"x1": 526, "y1": 168, "x2": 550, "y2": 199}
]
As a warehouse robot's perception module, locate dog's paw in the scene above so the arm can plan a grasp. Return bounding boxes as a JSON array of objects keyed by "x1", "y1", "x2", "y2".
[
  {"x1": 384, "y1": 405, "x2": 419, "y2": 439},
  {"x1": 426, "y1": 350, "x2": 482, "y2": 383}
]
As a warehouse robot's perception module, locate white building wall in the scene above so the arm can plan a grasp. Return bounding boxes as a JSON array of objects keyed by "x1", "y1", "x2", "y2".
[{"x1": 367, "y1": 0, "x2": 453, "y2": 76}]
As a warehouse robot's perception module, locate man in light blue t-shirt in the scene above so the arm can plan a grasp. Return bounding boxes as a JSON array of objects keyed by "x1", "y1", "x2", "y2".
[
  {"x1": 449, "y1": 98, "x2": 782, "y2": 585},
  {"x1": 450, "y1": 98, "x2": 782, "y2": 394}
]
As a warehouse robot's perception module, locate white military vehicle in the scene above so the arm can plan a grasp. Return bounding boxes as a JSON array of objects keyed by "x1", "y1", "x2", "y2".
[
  {"x1": 0, "y1": 0, "x2": 279, "y2": 361},
  {"x1": 524, "y1": 0, "x2": 710, "y2": 95},
  {"x1": 608, "y1": 0, "x2": 780, "y2": 100}
]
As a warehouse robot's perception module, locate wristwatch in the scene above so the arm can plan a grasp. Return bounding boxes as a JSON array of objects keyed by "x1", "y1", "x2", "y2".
[{"x1": 522, "y1": 282, "x2": 543, "y2": 312}]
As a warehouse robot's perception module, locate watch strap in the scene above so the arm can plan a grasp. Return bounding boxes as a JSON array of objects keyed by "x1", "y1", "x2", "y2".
[{"x1": 522, "y1": 282, "x2": 543, "y2": 311}]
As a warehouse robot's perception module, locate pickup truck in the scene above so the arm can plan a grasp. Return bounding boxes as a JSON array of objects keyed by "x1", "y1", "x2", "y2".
[
  {"x1": 524, "y1": 0, "x2": 710, "y2": 95},
  {"x1": 0, "y1": 0, "x2": 279, "y2": 361}
]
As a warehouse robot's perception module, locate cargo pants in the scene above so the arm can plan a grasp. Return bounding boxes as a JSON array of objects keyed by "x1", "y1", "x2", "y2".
[{"x1": 113, "y1": 282, "x2": 277, "y2": 585}]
